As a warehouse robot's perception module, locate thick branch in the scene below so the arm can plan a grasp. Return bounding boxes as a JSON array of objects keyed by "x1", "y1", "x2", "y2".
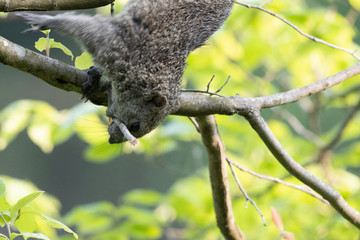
[
  {"x1": 195, "y1": 115, "x2": 245, "y2": 240},
  {"x1": 244, "y1": 109, "x2": 360, "y2": 228},
  {"x1": 0, "y1": 0, "x2": 114, "y2": 12},
  {"x1": 0, "y1": 36, "x2": 107, "y2": 105},
  {"x1": 1, "y1": 36, "x2": 360, "y2": 115}
]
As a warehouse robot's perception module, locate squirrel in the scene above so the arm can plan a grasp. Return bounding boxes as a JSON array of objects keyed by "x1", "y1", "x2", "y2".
[{"x1": 16, "y1": 0, "x2": 234, "y2": 144}]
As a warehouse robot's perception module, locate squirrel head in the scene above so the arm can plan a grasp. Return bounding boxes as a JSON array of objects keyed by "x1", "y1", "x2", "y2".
[{"x1": 105, "y1": 88, "x2": 175, "y2": 144}]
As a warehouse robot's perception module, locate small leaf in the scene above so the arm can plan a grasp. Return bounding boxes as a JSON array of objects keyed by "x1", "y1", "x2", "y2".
[
  {"x1": 123, "y1": 190, "x2": 162, "y2": 206},
  {"x1": 75, "y1": 51, "x2": 94, "y2": 70},
  {"x1": 0, "y1": 178, "x2": 6, "y2": 198},
  {"x1": 41, "y1": 214, "x2": 78, "y2": 239},
  {"x1": 39, "y1": 29, "x2": 51, "y2": 36},
  {"x1": 0, "y1": 233, "x2": 8, "y2": 240},
  {"x1": 349, "y1": 0, "x2": 360, "y2": 11},
  {"x1": 50, "y1": 41, "x2": 74, "y2": 60},
  {"x1": 34, "y1": 38, "x2": 48, "y2": 53},
  {"x1": 271, "y1": 207, "x2": 284, "y2": 231},
  {"x1": 14, "y1": 207, "x2": 37, "y2": 233},
  {"x1": 9, "y1": 192, "x2": 44, "y2": 220},
  {"x1": 35, "y1": 37, "x2": 74, "y2": 60},
  {"x1": 10, "y1": 232, "x2": 50, "y2": 240},
  {"x1": 0, "y1": 211, "x2": 10, "y2": 226}
]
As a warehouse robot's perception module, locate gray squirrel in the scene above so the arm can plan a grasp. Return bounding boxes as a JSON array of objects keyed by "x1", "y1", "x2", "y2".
[{"x1": 17, "y1": 0, "x2": 234, "y2": 144}]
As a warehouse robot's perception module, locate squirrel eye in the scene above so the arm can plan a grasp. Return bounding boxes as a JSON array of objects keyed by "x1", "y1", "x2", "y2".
[{"x1": 129, "y1": 122, "x2": 140, "y2": 132}]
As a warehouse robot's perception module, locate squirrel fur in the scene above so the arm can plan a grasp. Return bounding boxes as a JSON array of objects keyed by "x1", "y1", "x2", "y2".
[{"x1": 17, "y1": 0, "x2": 234, "y2": 143}]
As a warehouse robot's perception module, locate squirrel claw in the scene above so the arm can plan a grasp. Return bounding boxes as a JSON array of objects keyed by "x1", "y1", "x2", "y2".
[{"x1": 81, "y1": 66, "x2": 102, "y2": 102}]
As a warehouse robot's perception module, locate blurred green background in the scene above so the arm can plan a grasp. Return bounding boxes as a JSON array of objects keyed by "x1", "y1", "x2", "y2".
[{"x1": 1, "y1": 0, "x2": 360, "y2": 239}]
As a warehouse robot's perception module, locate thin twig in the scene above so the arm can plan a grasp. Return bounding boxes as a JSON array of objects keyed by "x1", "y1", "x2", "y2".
[
  {"x1": 215, "y1": 76, "x2": 231, "y2": 94},
  {"x1": 206, "y1": 74, "x2": 216, "y2": 92},
  {"x1": 233, "y1": 1, "x2": 360, "y2": 61},
  {"x1": 0, "y1": 213, "x2": 11, "y2": 237},
  {"x1": 113, "y1": 119, "x2": 139, "y2": 145},
  {"x1": 181, "y1": 89, "x2": 224, "y2": 97},
  {"x1": 272, "y1": 108, "x2": 324, "y2": 147},
  {"x1": 317, "y1": 98, "x2": 360, "y2": 163},
  {"x1": 335, "y1": 84, "x2": 360, "y2": 99},
  {"x1": 188, "y1": 117, "x2": 200, "y2": 133},
  {"x1": 227, "y1": 157, "x2": 329, "y2": 204},
  {"x1": 227, "y1": 160, "x2": 267, "y2": 226},
  {"x1": 245, "y1": 109, "x2": 360, "y2": 228}
]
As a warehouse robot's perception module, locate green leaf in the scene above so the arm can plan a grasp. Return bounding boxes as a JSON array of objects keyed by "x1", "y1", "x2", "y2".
[
  {"x1": 34, "y1": 38, "x2": 48, "y2": 53},
  {"x1": 75, "y1": 51, "x2": 94, "y2": 70},
  {"x1": 35, "y1": 37, "x2": 74, "y2": 60},
  {"x1": 0, "y1": 178, "x2": 6, "y2": 198},
  {"x1": 122, "y1": 190, "x2": 162, "y2": 206},
  {"x1": 84, "y1": 143, "x2": 121, "y2": 163},
  {"x1": 10, "y1": 232, "x2": 50, "y2": 240},
  {"x1": 349, "y1": 0, "x2": 360, "y2": 11},
  {"x1": 0, "y1": 101, "x2": 32, "y2": 150},
  {"x1": 9, "y1": 192, "x2": 44, "y2": 220},
  {"x1": 14, "y1": 207, "x2": 37, "y2": 233},
  {"x1": 0, "y1": 233, "x2": 8, "y2": 240},
  {"x1": 50, "y1": 41, "x2": 74, "y2": 60},
  {"x1": 64, "y1": 201, "x2": 114, "y2": 235},
  {"x1": 41, "y1": 214, "x2": 78, "y2": 239},
  {"x1": 0, "y1": 211, "x2": 10, "y2": 226}
]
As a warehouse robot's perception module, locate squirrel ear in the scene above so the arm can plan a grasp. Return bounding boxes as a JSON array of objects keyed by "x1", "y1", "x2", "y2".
[{"x1": 144, "y1": 91, "x2": 168, "y2": 109}]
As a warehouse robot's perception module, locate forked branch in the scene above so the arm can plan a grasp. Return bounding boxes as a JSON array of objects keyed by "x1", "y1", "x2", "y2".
[{"x1": 244, "y1": 109, "x2": 360, "y2": 228}]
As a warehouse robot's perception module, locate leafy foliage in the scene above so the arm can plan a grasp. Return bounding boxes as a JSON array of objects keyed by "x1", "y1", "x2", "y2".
[
  {"x1": 0, "y1": 177, "x2": 77, "y2": 240},
  {"x1": 1, "y1": 0, "x2": 360, "y2": 239}
]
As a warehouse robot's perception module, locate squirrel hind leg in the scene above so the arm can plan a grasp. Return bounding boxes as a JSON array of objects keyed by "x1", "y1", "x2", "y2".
[{"x1": 81, "y1": 66, "x2": 103, "y2": 102}]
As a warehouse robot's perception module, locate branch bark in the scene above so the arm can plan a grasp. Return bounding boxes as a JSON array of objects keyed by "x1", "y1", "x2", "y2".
[
  {"x1": 196, "y1": 115, "x2": 245, "y2": 240},
  {"x1": 244, "y1": 109, "x2": 360, "y2": 228},
  {"x1": 1, "y1": 36, "x2": 360, "y2": 115},
  {"x1": 0, "y1": 0, "x2": 114, "y2": 12}
]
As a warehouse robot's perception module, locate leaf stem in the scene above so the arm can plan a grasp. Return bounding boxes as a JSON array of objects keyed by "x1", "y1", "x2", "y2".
[{"x1": 0, "y1": 213, "x2": 11, "y2": 238}]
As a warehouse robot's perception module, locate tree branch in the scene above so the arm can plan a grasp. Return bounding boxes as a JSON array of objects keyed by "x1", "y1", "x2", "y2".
[
  {"x1": 233, "y1": 1, "x2": 360, "y2": 61},
  {"x1": 244, "y1": 109, "x2": 360, "y2": 228},
  {"x1": 226, "y1": 158, "x2": 329, "y2": 204},
  {"x1": 316, "y1": 98, "x2": 360, "y2": 163},
  {"x1": 227, "y1": 160, "x2": 266, "y2": 226},
  {"x1": 1, "y1": 36, "x2": 360, "y2": 116},
  {"x1": 0, "y1": 0, "x2": 114, "y2": 12},
  {"x1": 0, "y1": 36, "x2": 107, "y2": 105},
  {"x1": 195, "y1": 115, "x2": 245, "y2": 240}
]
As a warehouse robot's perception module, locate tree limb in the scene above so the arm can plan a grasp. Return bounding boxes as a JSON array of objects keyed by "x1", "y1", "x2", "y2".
[
  {"x1": 195, "y1": 115, "x2": 245, "y2": 240},
  {"x1": 226, "y1": 158, "x2": 329, "y2": 204},
  {"x1": 244, "y1": 109, "x2": 360, "y2": 228},
  {"x1": 0, "y1": 36, "x2": 107, "y2": 105},
  {"x1": 0, "y1": 0, "x2": 114, "y2": 12},
  {"x1": 1, "y1": 36, "x2": 360, "y2": 115}
]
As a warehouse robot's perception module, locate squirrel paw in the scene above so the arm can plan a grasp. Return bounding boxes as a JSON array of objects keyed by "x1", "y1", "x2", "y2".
[{"x1": 81, "y1": 66, "x2": 102, "y2": 102}]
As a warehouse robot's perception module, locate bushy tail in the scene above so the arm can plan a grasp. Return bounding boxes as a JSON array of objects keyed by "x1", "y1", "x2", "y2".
[
  {"x1": 16, "y1": 12, "x2": 112, "y2": 56},
  {"x1": 16, "y1": 12, "x2": 57, "y2": 32}
]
